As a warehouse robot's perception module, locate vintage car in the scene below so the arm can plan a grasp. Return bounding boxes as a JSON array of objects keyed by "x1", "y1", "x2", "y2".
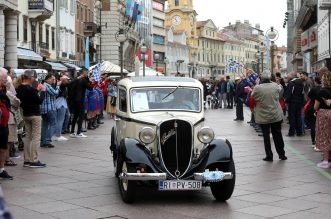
[{"x1": 110, "y1": 77, "x2": 235, "y2": 203}]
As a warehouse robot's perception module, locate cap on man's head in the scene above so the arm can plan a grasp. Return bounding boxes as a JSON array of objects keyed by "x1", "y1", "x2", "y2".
[
  {"x1": 79, "y1": 67, "x2": 88, "y2": 74},
  {"x1": 235, "y1": 77, "x2": 241, "y2": 81}
]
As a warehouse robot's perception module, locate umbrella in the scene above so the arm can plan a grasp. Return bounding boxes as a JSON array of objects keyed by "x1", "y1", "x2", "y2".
[
  {"x1": 127, "y1": 67, "x2": 164, "y2": 77},
  {"x1": 89, "y1": 61, "x2": 129, "y2": 75}
]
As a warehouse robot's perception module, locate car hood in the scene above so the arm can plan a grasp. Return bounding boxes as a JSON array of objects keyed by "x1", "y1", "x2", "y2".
[{"x1": 132, "y1": 112, "x2": 204, "y2": 126}]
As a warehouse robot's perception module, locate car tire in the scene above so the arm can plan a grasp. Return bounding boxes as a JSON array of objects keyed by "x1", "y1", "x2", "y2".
[
  {"x1": 118, "y1": 158, "x2": 136, "y2": 203},
  {"x1": 111, "y1": 127, "x2": 117, "y2": 168},
  {"x1": 210, "y1": 160, "x2": 236, "y2": 201}
]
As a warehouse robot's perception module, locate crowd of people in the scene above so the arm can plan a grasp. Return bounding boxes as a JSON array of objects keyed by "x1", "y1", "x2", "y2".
[
  {"x1": 0, "y1": 67, "x2": 118, "y2": 180},
  {"x1": 201, "y1": 68, "x2": 331, "y2": 168}
]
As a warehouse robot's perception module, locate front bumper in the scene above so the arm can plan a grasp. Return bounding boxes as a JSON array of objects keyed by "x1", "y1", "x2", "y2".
[{"x1": 119, "y1": 171, "x2": 233, "y2": 182}]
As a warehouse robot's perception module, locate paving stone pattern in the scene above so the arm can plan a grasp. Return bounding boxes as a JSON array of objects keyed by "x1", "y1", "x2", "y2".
[{"x1": 1, "y1": 109, "x2": 331, "y2": 219}]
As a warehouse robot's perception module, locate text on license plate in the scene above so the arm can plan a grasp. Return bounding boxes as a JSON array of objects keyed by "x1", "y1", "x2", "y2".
[{"x1": 159, "y1": 180, "x2": 202, "y2": 191}]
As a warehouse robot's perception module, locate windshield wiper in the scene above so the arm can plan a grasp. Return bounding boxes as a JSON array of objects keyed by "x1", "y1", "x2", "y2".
[{"x1": 162, "y1": 85, "x2": 180, "y2": 101}]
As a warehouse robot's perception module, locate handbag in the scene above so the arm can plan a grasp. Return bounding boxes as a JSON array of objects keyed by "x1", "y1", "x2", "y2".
[
  {"x1": 303, "y1": 99, "x2": 312, "y2": 114},
  {"x1": 110, "y1": 96, "x2": 117, "y2": 106}
]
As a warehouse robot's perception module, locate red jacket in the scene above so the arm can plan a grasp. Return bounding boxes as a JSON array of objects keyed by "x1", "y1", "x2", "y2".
[{"x1": 0, "y1": 100, "x2": 10, "y2": 127}]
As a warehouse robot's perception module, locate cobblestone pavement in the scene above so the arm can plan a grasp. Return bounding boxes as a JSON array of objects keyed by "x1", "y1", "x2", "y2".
[{"x1": 1, "y1": 108, "x2": 331, "y2": 219}]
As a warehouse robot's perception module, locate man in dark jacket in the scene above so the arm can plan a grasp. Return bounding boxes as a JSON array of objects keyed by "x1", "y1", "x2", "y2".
[
  {"x1": 67, "y1": 68, "x2": 92, "y2": 138},
  {"x1": 286, "y1": 72, "x2": 304, "y2": 136},
  {"x1": 234, "y1": 77, "x2": 245, "y2": 121},
  {"x1": 16, "y1": 70, "x2": 46, "y2": 168}
]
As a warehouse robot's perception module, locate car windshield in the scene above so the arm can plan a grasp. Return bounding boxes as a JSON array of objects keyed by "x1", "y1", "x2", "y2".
[{"x1": 130, "y1": 87, "x2": 201, "y2": 113}]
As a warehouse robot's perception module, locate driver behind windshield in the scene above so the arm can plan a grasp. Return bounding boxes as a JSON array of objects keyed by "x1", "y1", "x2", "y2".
[{"x1": 169, "y1": 89, "x2": 197, "y2": 110}]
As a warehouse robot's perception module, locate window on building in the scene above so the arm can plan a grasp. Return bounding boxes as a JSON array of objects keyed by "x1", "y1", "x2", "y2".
[
  {"x1": 46, "y1": 26, "x2": 49, "y2": 47},
  {"x1": 39, "y1": 23, "x2": 43, "y2": 42},
  {"x1": 175, "y1": 0, "x2": 179, "y2": 6},
  {"x1": 51, "y1": 27, "x2": 55, "y2": 50},
  {"x1": 153, "y1": 18, "x2": 164, "y2": 27},
  {"x1": 77, "y1": 2, "x2": 79, "y2": 19},
  {"x1": 198, "y1": 53, "x2": 200, "y2": 61},
  {"x1": 76, "y1": 35, "x2": 80, "y2": 53},
  {"x1": 153, "y1": 34, "x2": 165, "y2": 45},
  {"x1": 70, "y1": 0, "x2": 76, "y2": 14},
  {"x1": 85, "y1": 7, "x2": 88, "y2": 22},
  {"x1": 203, "y1": 54, "x2": 205, "y2": 62},
  {"x1": 152, "y1": 1, "x2": 164, "y2": 11},
  {"x1": 23, "y1": 16, "x2": 28, "y2": 42},
  {"x1": 81, "y1": 6, "x2": 83, "y2": 21}
]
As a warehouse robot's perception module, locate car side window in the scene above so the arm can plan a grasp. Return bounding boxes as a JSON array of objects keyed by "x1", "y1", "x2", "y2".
[{"x1": 119, "y1": 88, "x2": 127, "y2": 112}]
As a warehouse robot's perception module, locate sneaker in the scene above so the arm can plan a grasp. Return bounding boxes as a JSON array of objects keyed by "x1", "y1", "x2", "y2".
[
  {"x1": 76, "y1": 133, "x2": 87, "y2": 138},
  {"x1": 317, "y1": 161, "x2": 330, "y2": 169},
  {"x1": 70, "y1": 133, "x2": 77, "y2": 138},
  {"x1": 55, "y1": 136, "x2": 68, "y2": 142},
  {"x1": 29, "y1": 161, "x2": 46, "y2": 168},
  {"x1": 23, "y1": 162, "x2": 30, "y2": 167},
  {"x1": 0, "y1": 170, "x2": 13, "y2": 180},
  {"x1": 40, "y1": 144, "x2": 55, "y2": 148},
  {"x1": 314, "y1": 147, "x2": 321, "y2": 152}
]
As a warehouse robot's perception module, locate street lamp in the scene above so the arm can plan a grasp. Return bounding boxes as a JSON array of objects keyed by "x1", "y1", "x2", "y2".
[
  {"x1": 266, "y1": 26, "x2": 279, "y2": 74},
  {"x1": 141, "y1": 43, "x2": 147, "y2": 77},
  {"x1": 115, "y1": 28, "x2": 127, "y2": 78},
  {"x1": 95, "y1": 0, "x2": 102, "y2": 64}
]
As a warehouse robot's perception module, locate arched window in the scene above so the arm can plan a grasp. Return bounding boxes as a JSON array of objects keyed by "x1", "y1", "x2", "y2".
[{"x1": 175, "y1": 0, "x2": 179, "y2": 6}]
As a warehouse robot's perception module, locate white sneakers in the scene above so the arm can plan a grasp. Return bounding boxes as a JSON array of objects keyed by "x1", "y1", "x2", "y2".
[
  {"x1": 70, "y1": 133, "x2": 87, "y2": 138},
  {"x1": 55, "y1": 136, "x2": 68, "y2": 141},
  {"x1": 317, "y1": 161, "x2": 330, "y2": 169}
]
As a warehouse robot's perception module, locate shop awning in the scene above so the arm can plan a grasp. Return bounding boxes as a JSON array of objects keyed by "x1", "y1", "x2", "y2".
[
  {"x1": 44, "y1": 61, "x2": 68, "y2": 71},
  {"x1": 17, "y1": 47, "x2": 43, "y2": 61},
  {"x1": 63, "y1": 62, "x2": 81, "y2": 71}
]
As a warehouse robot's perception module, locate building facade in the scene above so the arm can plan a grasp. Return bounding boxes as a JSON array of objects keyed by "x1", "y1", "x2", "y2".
[
  {"x1": 196, "y1": 19, "x2": 225, "y2": 80},
  {"x1": 151, "y1": 0, "x2": 166, "y2": 72},
  {"x1": 0, "y1": 0, "x2": 18, "y2": 68},
  {"x1": 317, "y1": 0, "x2": 331, "y2": 70},
  {"x1": 165, "y1": 27, "x2": 189, "y2": 75}
]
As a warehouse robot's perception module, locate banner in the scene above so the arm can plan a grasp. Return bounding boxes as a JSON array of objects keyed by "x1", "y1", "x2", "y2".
[{"x1": 84, "y1": 37, "x2": 90, "y2": 69}]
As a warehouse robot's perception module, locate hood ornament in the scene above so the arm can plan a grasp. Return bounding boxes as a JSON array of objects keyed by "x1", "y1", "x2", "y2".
[{"x1": 161, "y1": 129, "x2": 176, "y2": 145}]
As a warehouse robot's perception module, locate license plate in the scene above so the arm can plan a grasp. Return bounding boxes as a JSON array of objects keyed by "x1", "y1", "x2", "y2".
[{"x1": 159, "y1": 180, "x2": 202, "y2": 191}]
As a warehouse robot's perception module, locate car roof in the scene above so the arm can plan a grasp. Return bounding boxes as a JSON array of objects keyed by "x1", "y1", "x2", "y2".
[{"x1": 118, "y1": 77, "x2": 203, "y2": 89}]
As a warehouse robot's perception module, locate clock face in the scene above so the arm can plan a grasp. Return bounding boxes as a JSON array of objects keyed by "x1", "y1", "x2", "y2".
[
  {"x1": 190, "y1": 15, "x2": 194, "y2": 26},
  {"x1": 172, "y1": 15, "x2": 181, "y2": 26}
]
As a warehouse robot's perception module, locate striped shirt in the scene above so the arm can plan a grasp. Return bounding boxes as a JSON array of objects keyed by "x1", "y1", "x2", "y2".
[{"x1": 40, "y1": 83, "x2": 59, "y2": 114}]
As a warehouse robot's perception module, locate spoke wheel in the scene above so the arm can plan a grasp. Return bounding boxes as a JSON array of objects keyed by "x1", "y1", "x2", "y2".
[{"x1": 118, "y1": 158, "x2": 136, "y2": 203}]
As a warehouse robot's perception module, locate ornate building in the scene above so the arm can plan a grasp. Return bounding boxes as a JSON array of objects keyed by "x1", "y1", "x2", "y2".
[{"x1": 165, "y1": 0, "x2": 198, "y2": 64}]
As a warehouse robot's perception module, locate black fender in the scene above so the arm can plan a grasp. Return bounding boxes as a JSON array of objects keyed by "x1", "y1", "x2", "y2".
[
  {"x1": 205, "y1": 138, "x2": 233, "y2": 168},
  {"x1": 117, "y1": 138, "x2": 160, "y2": 173}
]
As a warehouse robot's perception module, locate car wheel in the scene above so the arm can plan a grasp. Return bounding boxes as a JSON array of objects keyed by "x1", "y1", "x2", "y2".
[
  {"x1": 118, "y1": 158, "x2": 136, "y2": 203},
  {"x1": 210, "y1": 160, "x2": 236, "y2": 201},
  {"x1": 111, "y1": 127, "x2": 117, "y2": 167}
]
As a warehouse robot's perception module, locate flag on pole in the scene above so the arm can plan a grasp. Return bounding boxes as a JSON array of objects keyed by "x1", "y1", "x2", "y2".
[
  {"x1": 84, "y1": 36, "x2": 90, "y2": 69},
  {"x1": 92, "y1": 63, "x2": 101, "y2": 82}
]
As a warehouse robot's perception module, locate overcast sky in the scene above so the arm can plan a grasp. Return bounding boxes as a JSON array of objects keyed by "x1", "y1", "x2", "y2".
[{"x1": 193, "y1": 0, "x2": 287, "y2": 46}]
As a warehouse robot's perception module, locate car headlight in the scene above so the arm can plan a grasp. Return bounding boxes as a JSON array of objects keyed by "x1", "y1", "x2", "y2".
[
  {"x1": 197, "y1": 127, "x2": 215, "y2": 144},
  {"x1": 139, "y1": 127, "x2": 156, "y2": 145}
]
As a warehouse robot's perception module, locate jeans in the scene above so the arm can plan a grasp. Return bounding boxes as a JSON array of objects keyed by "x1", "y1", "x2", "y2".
[
  {"x1": 24, "y1": 116, "x2": 41, "y2": 162},
  {"x1": 55, "y1": 107, "x2": 67, "y2": 137},
  {"x1": 62, "y1": 108, "x2": 71, "y2": 132},
  {"x1": 41, "y1": 110, "x2": 57, "y2": 145},
  {"x1": 219, "y1": 93, "x2": 227, "y2": 108},
  {"x1": 288, "y1": 103, "x2": 303, "y2": 135},
  {"x1": 260, "y1": 121, "x2": 286, "y2": 159},
  {"x1": 227, "y1": 92, "x2": 234, "y2": 108}
]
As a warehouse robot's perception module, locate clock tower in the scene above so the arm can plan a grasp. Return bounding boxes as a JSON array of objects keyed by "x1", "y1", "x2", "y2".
[{"x1": 166, "y1": 0, "x2": 198, "y2": 53}]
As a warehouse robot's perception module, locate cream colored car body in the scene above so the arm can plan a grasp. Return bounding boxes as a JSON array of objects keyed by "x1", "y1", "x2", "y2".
[{"x1": 115, "y1": 77, "x2": 205, "y2": 157}]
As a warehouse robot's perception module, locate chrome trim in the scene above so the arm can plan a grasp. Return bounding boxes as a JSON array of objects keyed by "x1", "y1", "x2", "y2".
[
  {"x1": 194, "y1": 172, "x2": 233, "y2": 182},
  {"x1": 157, "y1": 119, "x2": 194, "y2": 179},
  {"x1": 119, "y1": 172, "x2": 167, "y2": 181}
]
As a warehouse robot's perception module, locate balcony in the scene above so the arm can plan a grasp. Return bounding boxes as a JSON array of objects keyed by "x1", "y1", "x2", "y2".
[
  {"x1": 319, "y1": 0, "x2": 331, "y2": 9},
  {"x1": 29, "y1": 41, "x2": 50, "y2": 58},
  {"x1": 28, "y1": 0, "x2": 54, "y2": 21},
  {"x1": 84, "y1": 22, "x2": 98, "y2": 36}
]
